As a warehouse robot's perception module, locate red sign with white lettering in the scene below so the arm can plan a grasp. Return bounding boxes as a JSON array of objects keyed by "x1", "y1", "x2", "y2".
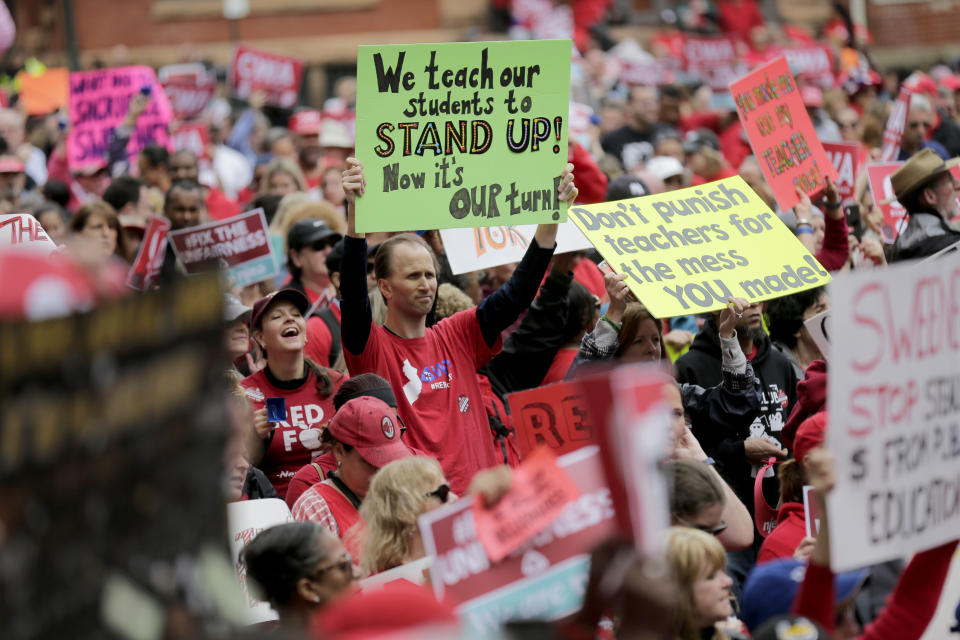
[
  {"x1": 229, "y1": 45, "x2": 305, "y2": 108},
  {"x1": 419, "y1": 446, "x2": 615, "y2": 604},
  {"x1": 823, "y1": 142, "x2": 860, "y2": 202},
  {"x1": 683, "y1": 35, "x2": 745, "y2": 91},
  {"x1": 160, "y1": 63, "x2": 216, "y2": 121},
  {"x1": 866, "y1": 162, "x2": 906, "y2": 242},
  {"x1": 126, "y1": 216, "x2": 170, "y2": 291}
]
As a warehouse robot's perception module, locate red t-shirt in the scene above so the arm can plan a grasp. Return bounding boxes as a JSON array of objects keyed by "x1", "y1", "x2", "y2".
[
  {"x1": 205, "y1": 187, "x2": 241, "y2": 221},
  {"x1": 344, "y1": 309, "x2": 502, "y2": 495},
  {"x1": 240, "y1": 367, "x2": 346, "y2": 498},
  {"x1": 305, "y1": 304, "x2": 341, "y2": 368},
  {"x1": 542, "y1": 348, "x2": 579, "y2": 386},
  {"x1": 572, "y1": 258, "x2": 605, "y2": 300},
  {"x1": 284, "y1": 454, "x2": 338, "y2": 509}
]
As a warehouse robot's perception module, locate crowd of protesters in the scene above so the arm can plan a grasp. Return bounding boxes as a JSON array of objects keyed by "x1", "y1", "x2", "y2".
[{"x1": 5, "y1": 0, "x2": 960, "y2": 637}]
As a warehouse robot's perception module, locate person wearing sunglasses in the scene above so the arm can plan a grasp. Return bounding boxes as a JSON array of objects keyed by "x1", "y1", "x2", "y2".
[
  {"x1": 291, "y1": 396, "x2": 413, "y2": 551},
  {"x1": 241, "y1": 521, "x2": 354, "y2": 634},
  {"x1": 358, "y1": 456, "x2": 454, "y2": 576},
  {"x1": 898, "y1": 94, "x2": 950, "y2": 162},
  {"x1": 286, "y1": 218, "x2": 343, "y2": 310}
]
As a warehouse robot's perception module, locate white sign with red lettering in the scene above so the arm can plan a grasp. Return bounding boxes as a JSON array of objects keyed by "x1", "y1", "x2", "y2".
[
  {"x1": 826, "y1": 255, "x2": 960, "y2": 572},
  {"x1": 440, "y1": 222, "x2": 591, "y2": 275},
  {"x1": 229, "y1": 45, "x2": 304, "y2": 108},
  {"x1": 879, "y1": 87, "x2": 912, "y2": 162},
  {"x1": 0, "y1": 213, "x2": 57, "y2": 252},
  {"x1": 227, "y1": 498, "x2": 293, "y2": 624}
]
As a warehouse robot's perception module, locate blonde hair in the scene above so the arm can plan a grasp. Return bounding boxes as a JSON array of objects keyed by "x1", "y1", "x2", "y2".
[
  {"x1": 268, "y1": 191, "x2": 312, "y2": 236},
  {"x1": 282, "y1": 201, "x2": 347, "y2": 254},
  {"x1": 359, "y1": 456, "x2": 445, "y2": 576},
  {"x1": 259, "y1": 157, "x2": 307, "y2": 196},
  {"x1": 664, "y1": 526, "x2": 731, "y2": 640},
  {"x1": 435, "y1": 283, "x2": 474, "y2": 320}
]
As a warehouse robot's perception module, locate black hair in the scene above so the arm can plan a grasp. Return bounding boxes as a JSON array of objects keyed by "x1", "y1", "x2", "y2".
[
  {"x1": 562, "y1": 280, "x2": 596, "y2": 344},
  {"x1": 103, "y1": 175, "x2": 143, "y2": 213},
  {"x1": 139, "y1": 143, "x2": 170, "y2": 169},
  {"x1": 659, "y1": 84, "x2": 685, "y2": 101},
  {"x1": 251, "y1": 193, "x2": 283, "y2": 225},
  {"x1": 41, "y1": 179, "x2": 70, "y2": 208},
  {"x1": 163, "y1": 179, "x2": 203, "y2": 213},
  {"x1": 241, "y1": 522, "x2": 329, "y2": 608},
  {"x1": 32, "y1": 201, "x2": 68, "y2": 226},
  {"x1": 332, "y1": 373, "x2": 396, "y2": 410},
  {"x1": 326, "y1": 239, "x2": 344, "y2": 277},
  {"x1": 765, "y1": 287, "x2": 825, "y2": 350}
]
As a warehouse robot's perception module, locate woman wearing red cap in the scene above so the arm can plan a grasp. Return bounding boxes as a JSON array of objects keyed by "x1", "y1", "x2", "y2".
[
  {"x1": 241, "y1": 288, "x2": 346, "y2": 499},
  {"x1": 291, "y1": 396, "x2": 413, "y2": 545}
]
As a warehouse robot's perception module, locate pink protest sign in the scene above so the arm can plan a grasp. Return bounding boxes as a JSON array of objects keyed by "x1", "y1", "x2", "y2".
[
  {"x1": 823, "y1": 142, "x2": 860, "y2": 202},
  {"x1": 879, "y1": 87, "x2": 912, "y2": 162},
  {"x1": 67, "y1": 66, "x2": 173, "y2": 172},
  {"x1": 229, "y1": 45, "x2": 305, "y2": 108},
  {"x1": 730, "y1": 57, "x2": 838, "y2": 211},
  {"x1": 473, "y1": 447, "x2": 581, "y2": 563}
]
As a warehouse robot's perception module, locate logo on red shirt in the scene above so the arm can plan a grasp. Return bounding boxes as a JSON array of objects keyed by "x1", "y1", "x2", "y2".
[{"x1": 458, "y1": 395, "x2": 469, "y2": 413}]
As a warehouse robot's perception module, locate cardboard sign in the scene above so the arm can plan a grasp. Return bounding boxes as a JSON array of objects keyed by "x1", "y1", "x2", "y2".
[
  {"x1": 229, "y1": 44, "x2": 305, "y2": 108},
  {"x1": 67, "y1": 66, "x2": 173, "y2": 171},
  {"x1": 419, "y1": 446, "x2": 616, "y2": 637},
  {"x1": 578, "y1": 364, "x2": 672, "y2": 553},
  {"x1": 866, "y1": 162, "x2": 906, "y2": 243},
  {"x1": 823, "y1": 142, "x2": 860, "y2": 202},
  {"x1": 507, "y1": 381, "x2": 595, "y2": 458},
  {"x1": 159, "y1": 63, "x2": 217, "y2": 121},
  {"x1": 0, "y1": 276, "x2": 229, "y2": 636},
  {"x1": 682, "y1": 35, "x2": 745, "y2": 91},
  {"x1": 802, "y1": 486, "x2": 822, "y2": 538},
  {"x1": 19, "y1": 67, "x2": 69, "y2": 115},
  {"x1": 568, "y1": 176, "x2": 831, "y2": 318},
  {"x1": 826, "y1": 254, "x2": 960, "y2": 571},
  {"x1": 803, "y1": 308, "x2": 830, "y2": 362},
  {"x1": 879, "y1": 87, "x2": 912, "y2": 162},
  {"x1": 731, "y1": 57, "x2": 838, "y2": 212},
  {"x1": 441, "y1": 222, "x2": 591, "y2": 275},
  {"x1": 227, "y1": 499, "x2": 294, "y2": 624},
  {"x1": 473, "y1": 447, "x2": 581, "y2": 562},
  {"x1": 126, "y1": 216, "x2": 170, "y2": 291},
  {"x1": 171, "y1": 121, "x2": 211, "y2": 160},
  {"x1": 0, "y1": 213, "x2": 57, "y2": 252},
  {"x1": 167, "y1": 209, "x2": 275, "y2": 287},
  {"x1": 354, "y1": 39, "x2": 572, "y2": 232}
]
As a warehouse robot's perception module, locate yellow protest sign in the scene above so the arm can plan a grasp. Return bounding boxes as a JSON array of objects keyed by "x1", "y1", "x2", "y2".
[{"x1": 569, "y1": 176, "x2": 830, "y2": 318}]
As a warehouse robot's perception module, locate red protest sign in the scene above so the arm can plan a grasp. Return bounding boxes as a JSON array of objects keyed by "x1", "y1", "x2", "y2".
[
  {"x1": 682, "y1": 34, "x2": 745, "y2": 91},
  {"x1": 780, "y1": 45, "x2": 834, "y2": 87},
  {"x1": 823, "y1": 142, "x2": 860, "y2": 201},
  {"x1": 167, "y1": 209, "x2": 275, "y2": 287},
  {"x1": 126, "y1": 216, "x2": 170, "y2": 291},
  {"x1": 577, "y1": 365, "x2": 672, "y2": 553},
  {"x1": 802, "y1": 485, "x2": 822, "y2": 538},
  {"x1": 160, "y1": 63, "x2": 216, "y2": 121},
  {"x1": 171, "y1": 122, "x2": 211, "y2": 161},
  {"x1": 473, "y1": 447, "x2": 581, "y2": 563},
  {"x1": 731, "y1": 57, "x2": 838, "y2": 211},
  {"x1": 506, "y1": 381, "x2": 595, "y2": 458},
  {"x1": 866, "y1": 162, "x2": 906, "y2": 242},
  {"x1": 879, "y1": 87, "x2": 912, "y2": 162},
  {"x1": 229, "y1": 45, "x2": 304, "y2": 108},
  {"x1": 67, "y1": 66, "x2": 173, "y2": 172},
  {"x1": 420, "y1": 446, "x2": 615, "y2": 605}
]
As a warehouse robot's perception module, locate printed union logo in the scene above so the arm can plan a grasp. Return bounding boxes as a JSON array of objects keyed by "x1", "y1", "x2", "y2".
[
  {"x1": 458, "y1": 395, "x2": 469, "y2": 413},
  {"x1": 520, "y1": 550, "x2": 549, "y2": 577},
  {"x1": 381, "y1": 416, "x2": 395, "y2": 439}
]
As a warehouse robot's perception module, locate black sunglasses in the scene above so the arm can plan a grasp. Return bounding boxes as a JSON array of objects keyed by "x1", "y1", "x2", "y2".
[
  {"x1": 311, "y1": 238, "x2": 336, "y2": 251},
  {"x1": 426, "y1": 483, "x2": 451, "y2": 503}
]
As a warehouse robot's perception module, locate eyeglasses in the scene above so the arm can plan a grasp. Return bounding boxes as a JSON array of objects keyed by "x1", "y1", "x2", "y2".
[
  {"x1": 838, "y1": 121, "x2": 859, "y2": 129},
  {"x1": 311, "y1": 238, "x2": 335, "y2": 251},
  {"x1": 426, "y1": 483, "x2": 451, "y2": 503},
  {"x1": 311, "y1": 553, "x2": 352, "y2": 579}
]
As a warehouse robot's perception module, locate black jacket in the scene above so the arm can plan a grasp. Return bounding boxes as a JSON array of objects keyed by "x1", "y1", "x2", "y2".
[{"x1": 675, "y1": 319, "x2": 799, "y2": 506}]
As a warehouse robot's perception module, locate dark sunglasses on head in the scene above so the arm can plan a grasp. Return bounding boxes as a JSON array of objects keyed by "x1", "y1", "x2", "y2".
[{"x1": 426, "y1": 483, "x2": 451, "y2": 503}]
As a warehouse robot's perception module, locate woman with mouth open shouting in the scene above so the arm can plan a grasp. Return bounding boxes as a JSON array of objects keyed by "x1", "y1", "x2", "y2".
[{"x1": 241, "y1": 288, "x2": 347, "y2": 499}]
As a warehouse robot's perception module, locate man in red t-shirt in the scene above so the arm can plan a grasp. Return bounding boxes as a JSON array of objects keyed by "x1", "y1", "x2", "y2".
[{"x1": 338, "y1": 159, "x2": 578, "y2": 494}]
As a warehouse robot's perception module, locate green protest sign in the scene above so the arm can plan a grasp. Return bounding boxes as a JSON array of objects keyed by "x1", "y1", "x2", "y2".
[{"x1": 355, "y1": 40, "x2": 572, "y2": 232}]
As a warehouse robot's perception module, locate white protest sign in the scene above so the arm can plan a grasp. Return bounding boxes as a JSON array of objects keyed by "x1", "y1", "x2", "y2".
[
  {"x1": 227, "y1": 498, "x2": 293, "y2": 624},
  {"x1": 0, "y1": 213, "x2": 57, "y2": 252},
  {"x1": 440, "y1": 221, "x2": 592, "y2": 275},
  {"x1": 802, "y1": 485, "x2": 821, "y2": 538},
  {"x1": 804, "y1": 308, "x2": 830, "y2": 362},
  {"x1": 826, "y1": 256, "x2": 960, "y2": 572}
]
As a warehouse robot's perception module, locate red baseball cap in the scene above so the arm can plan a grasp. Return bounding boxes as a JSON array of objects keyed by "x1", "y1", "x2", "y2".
[
  {"x1": 289, "y1": 109, "x2": 323, "y2": 136},
  {"x1": 940, "y1": 74, "x2": 960, "y2": 93},
  {"x1": 792, "y1": 411, "x2": 826, "y2": 466},
  {"x1": 800, "y1": 85, "x2": 824, "y2": 108},
  {"x1": 249, "y1": 288, "x2": 310, "y2": 330},
  {"x1": 327, "y1": 396, "x2": 412, "y2": 468}
]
